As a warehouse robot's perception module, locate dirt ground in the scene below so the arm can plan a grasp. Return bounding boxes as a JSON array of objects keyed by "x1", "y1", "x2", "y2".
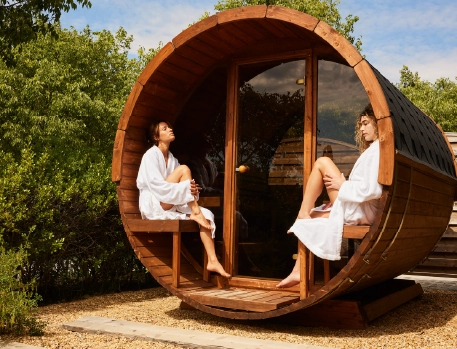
[{"x1": 2, "y1": 286, "x2": 457, "y2": 349}]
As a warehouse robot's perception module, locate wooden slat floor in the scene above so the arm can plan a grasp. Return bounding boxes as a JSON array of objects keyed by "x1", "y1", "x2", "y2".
[{"x1": 186, "y1": 287, "x2": 300, "y2": 312}]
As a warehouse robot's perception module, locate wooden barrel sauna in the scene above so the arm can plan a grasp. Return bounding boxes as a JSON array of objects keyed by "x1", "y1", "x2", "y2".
[{"x1": 112, "y1": 5, "x2": 457, "y2": 322}]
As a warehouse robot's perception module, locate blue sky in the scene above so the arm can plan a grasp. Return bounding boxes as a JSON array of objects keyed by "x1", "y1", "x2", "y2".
[{"x1": 60, "y1": 0, "x2": 457, "y2": 84}]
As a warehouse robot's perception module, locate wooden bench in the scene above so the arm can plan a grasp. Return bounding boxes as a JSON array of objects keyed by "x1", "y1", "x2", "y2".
[
  {"x1": 127, "y1": 218, "x2": 208, "y2": 288},
  {"x1": 298, "y1": 225, "x2": 371, "y2": 300},
  {"x1": 126, "y1": 196, "x2": 221, "y2": 289}
]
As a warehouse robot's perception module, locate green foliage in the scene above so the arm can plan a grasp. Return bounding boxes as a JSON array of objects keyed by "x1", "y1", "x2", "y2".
[
  {"x1": 398, "y1": 66, "x2": 457, "y2": 132},
  {"x1": 0, "y1": 25, "x2": 159, "y2": 301},
  {"x1": 212, "y1": 0, "x2": 362, "y2": 50},
  {"x1": 0, "y1": 245, "x2": 46, "y2": 335},
  {"x1": 0, "y1": 0, "x2": 92, "y2": 64}
]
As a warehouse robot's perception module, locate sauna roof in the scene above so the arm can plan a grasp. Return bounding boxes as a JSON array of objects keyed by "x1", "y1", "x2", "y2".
[{"x1": 370, "y1": 64, "x2": 456, "y2": 179}]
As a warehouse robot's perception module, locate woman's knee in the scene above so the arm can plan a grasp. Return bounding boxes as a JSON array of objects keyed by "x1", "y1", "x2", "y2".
[
  {"x1": 314, "y1": 156, "x2": 339, "y2": 175},
  {"x1": 314, "y1": 156, "x2": 334, "y2": 169},
  {"x1": 176, "y1": 164, "x2": 191, "y2": 176}
]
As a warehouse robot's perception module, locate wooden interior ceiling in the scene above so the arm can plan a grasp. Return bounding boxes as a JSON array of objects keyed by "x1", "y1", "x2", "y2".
[{"x1": 118, "y1": 6, "x2": 352, "y2": 134}]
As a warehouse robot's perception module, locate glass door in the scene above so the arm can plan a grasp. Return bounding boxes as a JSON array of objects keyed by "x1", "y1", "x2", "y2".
[{"x1": 233, "y1": 59, "x2": 307, "y2": 278}]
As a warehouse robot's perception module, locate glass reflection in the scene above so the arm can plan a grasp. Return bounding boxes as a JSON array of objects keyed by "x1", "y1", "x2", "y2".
[
  {"x1": 316, "y1": 60, "x2": 370, "y2": 273},
  {"x1": 317, "y1": 60, "x2": 370, "y2": 188},
  {"x1": 236, "y1": 59, "x2": 306, "y2": 278}
]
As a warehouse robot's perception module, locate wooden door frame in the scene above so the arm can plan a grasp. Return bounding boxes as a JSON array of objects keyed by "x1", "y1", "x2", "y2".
[{"x1": 223, "y1": 50, "x2": 318, "y2": 278}]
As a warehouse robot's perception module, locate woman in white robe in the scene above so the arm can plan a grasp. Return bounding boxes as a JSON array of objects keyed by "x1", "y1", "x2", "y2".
[
  {"x1": 277, "y1": 104, "x2": 382, "y2": 288},
  {"x1": 137, "y1": 120, "x2": 230, "y2": 279}
]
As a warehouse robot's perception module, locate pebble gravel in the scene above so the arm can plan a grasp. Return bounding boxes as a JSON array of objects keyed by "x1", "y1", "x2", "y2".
[{"x1": 2, "y1": 284, "x2": 457, "y2": 349}]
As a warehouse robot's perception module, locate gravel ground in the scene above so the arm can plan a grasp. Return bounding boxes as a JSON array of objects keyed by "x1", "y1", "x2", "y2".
[{"x1": 2, "y1": 286, "x2": 457, "y2": 349}]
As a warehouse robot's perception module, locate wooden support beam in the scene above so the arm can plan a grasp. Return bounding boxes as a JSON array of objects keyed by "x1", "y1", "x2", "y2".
[
  {"x1": 299, "y1": 241, "x2": 308, "y2": 300},
  {"x1": 172, "y1": 231, "x2": 181, "y2": 288},
  {"x1": 203, "y1": 250, "x2": 210, "y2": 282}
]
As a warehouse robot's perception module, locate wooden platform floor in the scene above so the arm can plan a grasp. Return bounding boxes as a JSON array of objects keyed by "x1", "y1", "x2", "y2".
[
  {"x1": 181, "y1": 279, "x2": 423, "y2": 328},
  {"x1": 186, "y1": 288, "x2": 300, "y2": 312}
]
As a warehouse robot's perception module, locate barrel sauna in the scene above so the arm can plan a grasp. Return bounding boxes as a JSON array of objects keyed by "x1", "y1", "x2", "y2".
[{"x1": 112, "y1": 5, "x2": 457, "y2": 326}]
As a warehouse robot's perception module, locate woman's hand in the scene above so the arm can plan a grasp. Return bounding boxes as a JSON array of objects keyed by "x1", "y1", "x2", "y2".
[
  {"x1": 323, "y1": 172, "x2": 346, "y2": 191},
  {"x1": 190, "y1": 179, "x2": 201, "y2": 196}
]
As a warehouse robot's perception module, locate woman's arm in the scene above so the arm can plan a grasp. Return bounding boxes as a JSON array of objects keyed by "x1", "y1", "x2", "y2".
[{"x1": 338, "y1": 142, "x2": 383, "y2": 203}]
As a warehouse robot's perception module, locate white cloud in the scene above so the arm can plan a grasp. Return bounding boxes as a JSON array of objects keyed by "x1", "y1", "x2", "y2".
[
  {"x1": 61, "y1": 0, "x2": 216, "y2": 53},
  {"x1": 60, "y1": 0, "x2": 457, "y2": 82},
  {"x1": 339, "y1": 0, "x2": 457, "y2": 82}
]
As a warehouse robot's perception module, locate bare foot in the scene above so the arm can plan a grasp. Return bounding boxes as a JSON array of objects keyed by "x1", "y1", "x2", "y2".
[
  {"x1": 207, "y1": 259, "x2": 231, "y2": 278},
  {"x1": 189, "y1": 210, "x2": 212, "y2": 230},
  {"x1": 276, "y1": 269, "x2": 300, "y2": 288}
]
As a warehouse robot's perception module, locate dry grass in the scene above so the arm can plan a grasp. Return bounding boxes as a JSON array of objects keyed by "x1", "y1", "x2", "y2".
[{"x1": 2, "y1": 286, "x2": 457, "y2": 349}]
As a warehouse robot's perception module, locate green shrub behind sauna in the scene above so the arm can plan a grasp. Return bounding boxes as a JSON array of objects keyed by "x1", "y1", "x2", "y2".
[{"x1": 0, "y1": 245, "x2": 46, "y2": 335}]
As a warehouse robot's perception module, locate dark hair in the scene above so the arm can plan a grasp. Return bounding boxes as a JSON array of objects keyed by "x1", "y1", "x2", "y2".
[
  {"x1": 355, "y1": 104, "x2": 378, "y2": 152},
  {"x1": 148, "y1": 120, "x2": 172, "y2": 147}
]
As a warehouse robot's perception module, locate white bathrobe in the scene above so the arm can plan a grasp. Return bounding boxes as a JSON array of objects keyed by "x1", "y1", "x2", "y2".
[
  {"x1": 137, "y1": 146, "x2": 216, "y2": 238},
  {"x1": 289, "y1": 140, "x2": 383, "y2": 260}
]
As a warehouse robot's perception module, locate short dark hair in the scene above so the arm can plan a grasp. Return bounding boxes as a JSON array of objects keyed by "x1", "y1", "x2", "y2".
[{"x1": 148, "y1": 120, "x2": 172, "y2": 146}]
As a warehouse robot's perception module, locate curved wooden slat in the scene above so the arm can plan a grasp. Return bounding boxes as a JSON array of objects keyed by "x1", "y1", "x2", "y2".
[
  {"x1": 266, "y1": 5, "x2": 319, "y2": 31},
  {"x1": 119, "y1": 82, "x2": 143, "y2": 131},
  {"x1": 377, "y1": 117, "x2": 395, "y2": 186},
  {"x1": 137, "y1": 42, "x2": 175, "y2": 86},
  {"x1": 313, "y1": 21, "x2": 363, "y2": 67},
  {"x1": 353, "y1": 60, "x2": 390, "y2": 118},
  {"x1": 172, "y1": 15, "x2": 218, "y2": 49},
  {"x1": 112, "y1": 130, "x2": 125, "y2": 182},
  {"x1": 217, "y1": 5, "x2": 267, "y2": 25}
]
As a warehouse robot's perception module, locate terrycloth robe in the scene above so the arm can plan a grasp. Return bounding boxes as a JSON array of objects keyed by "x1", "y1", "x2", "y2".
[
  {"x1": 289, "y1": 140, "x2": 383, "y2": 260},
  {"x1": 137, "y1": 146, "x2": 215, "y2": 238}
]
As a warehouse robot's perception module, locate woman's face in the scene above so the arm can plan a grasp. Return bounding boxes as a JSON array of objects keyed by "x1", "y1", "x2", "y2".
[
  {"x1": 360, "y1": 115, "x2": 377, "y2": 142},
  {"x1": 155, "y1": 122, "x2": 175, "y2": 144}
]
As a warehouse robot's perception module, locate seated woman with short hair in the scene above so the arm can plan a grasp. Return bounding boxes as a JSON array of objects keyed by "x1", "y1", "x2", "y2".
[
  {"x1": 277, "y1": 104, "x2": 383, "y2": 288},
  {"x1": 136, "y1": 120, "x2": 230, "y2": 279}
]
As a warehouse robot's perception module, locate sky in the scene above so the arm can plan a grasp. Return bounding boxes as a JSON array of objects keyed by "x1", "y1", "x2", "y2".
[{"x1": 59, "y1": 0, "x2": 457, "y2": 84}]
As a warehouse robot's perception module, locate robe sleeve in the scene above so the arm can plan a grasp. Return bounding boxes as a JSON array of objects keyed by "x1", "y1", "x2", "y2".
[
  {"x1": 138, "y1": 149, "x2": 195, "y2": 205},
  {"x1": 338, "y1": 142, "x2": 383, "y2": 203}
]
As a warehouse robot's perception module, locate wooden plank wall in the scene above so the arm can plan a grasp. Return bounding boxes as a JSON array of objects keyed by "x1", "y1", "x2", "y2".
[{"x1": 409, "y1": 132, "x2": 457, "y2": 278}]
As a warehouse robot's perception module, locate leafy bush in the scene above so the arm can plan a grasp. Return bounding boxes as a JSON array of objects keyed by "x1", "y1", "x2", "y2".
[
  {"x1": 0, "y1": 245, "x2": 46, "y2": 335},
  {"x1": 0, "y1": 25, "x2": 160, "y2": 302}
]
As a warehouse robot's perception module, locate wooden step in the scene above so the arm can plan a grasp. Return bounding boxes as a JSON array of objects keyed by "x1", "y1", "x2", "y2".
[{"x1": 186, "y1": 288, "x2": 300, "y2": 312}]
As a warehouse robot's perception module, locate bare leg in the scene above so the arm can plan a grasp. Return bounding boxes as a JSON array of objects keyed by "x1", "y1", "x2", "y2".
[
  {"x1": 162, "y1": 165, "x2": 211, "y2": 230},
  {"x1": 200, "y1": 224, "x2": 231, "y2": 278},
  {"x1": 161, "y1": 165, "x2": 226, "y2": 277},
  {"x1": 279, "y1": 157, "x2": 342, "y2": 288},
  {"x1": 296, "y1": 157, "x2": 342, "y2": 219}
]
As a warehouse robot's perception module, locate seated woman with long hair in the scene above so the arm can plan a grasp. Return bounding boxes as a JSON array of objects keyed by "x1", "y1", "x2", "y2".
[
  {"x1": 137, "y1": 120, "x2": 230, "y2": 279},
  {"x1": 277, "y1": 104, "x2": 383, "y2": 288}
]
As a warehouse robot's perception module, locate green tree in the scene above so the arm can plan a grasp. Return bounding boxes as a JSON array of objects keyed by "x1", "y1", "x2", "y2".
[
  {"x1": 398, "y1": 66, "x2": 457, "y2": 132},
  {"x1": 0, "y1": 0, "x2": 91, "y2": 63},
  {"x1": 0, "y1": 24, "x2": 160, "y2": 301},
  {"x1": 209, "y1": 0, "x2": 362, "y2": 50}
]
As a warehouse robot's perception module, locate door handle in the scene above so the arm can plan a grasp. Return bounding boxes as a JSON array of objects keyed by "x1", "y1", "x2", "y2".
[{"x1": 235, "y1": 165, "x2": 250, "y2": 173}]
